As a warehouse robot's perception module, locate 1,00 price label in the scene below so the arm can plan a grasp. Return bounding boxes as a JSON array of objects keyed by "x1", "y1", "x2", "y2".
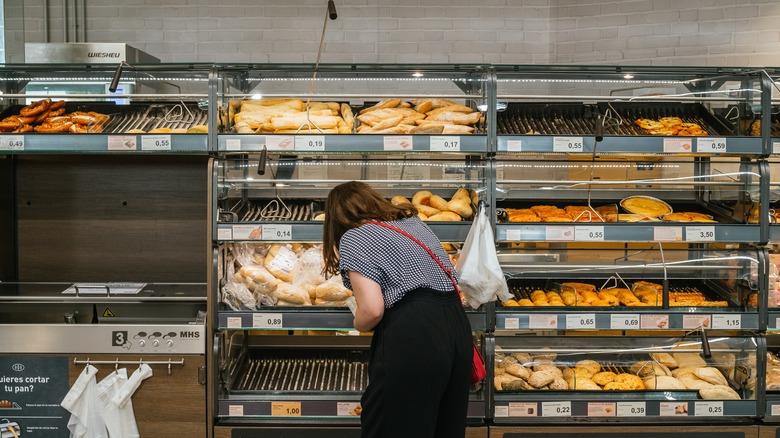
[
  {"x1": 253, "y1": 313, "x2": 284, "y2": 329},
  {"x1": 271, "y1": 401, "x2": 302, "y2": 416}
]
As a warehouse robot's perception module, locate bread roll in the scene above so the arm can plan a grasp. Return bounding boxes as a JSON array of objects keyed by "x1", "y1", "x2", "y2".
[
  {"x1": 672, "y1": 352, "x2": 707, "y2": 368},
  {"x1": 447, "y1": 198, "x2": 473, "y2": 218},
  {"x1": 591, "y1": 371, "x2": 617, "y2": 386},
  {"x1": 574, "y1": 360, "x2": 601, "y2": 376},
  {"x1": 391, "y1": 195, "x2": 411, "y2": 206},
  {"x1": 359, "y1": 99, "x2": 402, "y2": 114},
  {"x1": 315, "y1": 281, "x2": 352, "y2": 302},
  {"x1": 548, "y1": 378, "x2": 568, "y2": 390},
  {"x1": 494, "y1": 374, "x2": 516, "y2": 391},
  {"x1": 678, "y1": 374, "x2": 713, "y2": 390},
  {"x1": 574, "y1": 378, "x2": 602, "y2": 390},
  {"x1": 502, "y1": 378, "x2": 534, "y2": 391},
  {"x1": 429, "y1": 195, "x2": 449, "y2": 211},
  {"x1": 505, "y1": 363, "x2": 531, "y2": 380},
  {"x1": 528, "y1": 369, "x2": 558, "y2": 388},
  {"x1": 274, "y1": 283, "x2": 311, "y2": 305},
  {"x1": 643, "y1": 375, "x2": 686, "y2": 390},
  {"x1": 650, "y1": 352, "x2": 679, "y2": 369},
  {"x1": 186, "y1": 125, "x2": 208, "y2": 133},
  {"x1": 410, "y1": 123, "x2": 444, "y2": 134},
  {"x1": 412, "y1": 190, "x2": 433, "y2": 205},
  {"x1": 513, "y1": 352, "x2": 533, "y2": 365},
  {"x1": 693, "y1": 367, "x2": 728, "y2": 386},
  {"x1": 314, "y1": 298, "x2": 347, "y2": 306},
  {"x1": 264, "y1": 244, "x2": 297, "y2": 282},
  {"x1": 699, "y1": 385, "x2": 741, "y2": 400},
  {"x1": 427, "y1": 211, "x2": 462, "y2": 221},
  {"x1": 451, "y1": 188, "x2": 470, "y2": 202},
  {"x1": 414, "y1": 204, "x2": 440, "y2": 217}
]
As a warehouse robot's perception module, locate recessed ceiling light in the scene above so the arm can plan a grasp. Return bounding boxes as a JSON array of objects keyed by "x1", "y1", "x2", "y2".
[
  {"x1": 412, "y1": 72, "x2": 424, "y2": 78},
  {"x1": 623, "y1": 74, "x2": 635, "y2": 79}
]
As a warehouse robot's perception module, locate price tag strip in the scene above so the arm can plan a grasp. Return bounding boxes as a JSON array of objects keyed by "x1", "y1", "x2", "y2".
[
  {"x1": 529, "y1": 314, "x2": 558, "y2": 329},
  {"x1": 262, "y1": 224, "x2": 293, "y2": 241},
  {"x1": 506, "y1": 139, "x2": 522, "y2": 152},
  {"x1": 640, "y1": 314, "x2": 670, "y2": 330},
  {"x1": 566, "y1": 313, "x2": 596, "y2": 329},
  {"x1": 383, "y1": 135, "x2": 413, "y2": 151},
  {"x1": 616, "y1": 402, "x2": 646, "y2": 417},
  {"x1": 682, "y1": 314, "x2": 711, "y2": 330},
  {"x1": 295, "y1": 135, "x2": 325, "y2": 151},
  {"x1": 253, "y1": 313, "x2": 284, "y2": 329},
  {"x1": 659, "y1": 401, "x2": 689, "y2": 416},
  {"x1": 587, "y1": 402, "x2": 616, "y2": 417},
  {"x1": 508, "y1": 402, "x2": 538, "y2": 417},
  {"x1": 541, "y1": 401, "x2": 571, "y2": 417},
  {"x1": 695, "y1": 401, "x2": 724, "y2": 417},
  {"x1": 553, "y1": 136, "x2": 583, "y2": 153},
  {"x1": 712, "y1": 314, "x2": 741, "y2": 329},
  {"x1": 504, "y1": 317, "x2": 520, "y2": 330},
  {"x1": 653, "y1": 226, "x2": 683, "y2": 241},
  {"x1": 575, "y1": 226, "x2": 605, "y2": 241}
]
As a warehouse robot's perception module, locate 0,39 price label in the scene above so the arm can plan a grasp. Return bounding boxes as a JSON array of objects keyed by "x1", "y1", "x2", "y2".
[
  {"x1": 617, "y1": 402, "x2": 646, "y2": 417},
  {"x1": 253, "y1": 313, "x2": 284, "y2": 329},
  {"x1": 695, "y1": 401, "x2": 724, "y2": 417},
  {"x1": 541, "y1": 401, "x2": 572, "y2": 417},
  {"x1": 141, "y1": 134, "x2": 172, "y2": 151},
  {"x1": 295, "y1": 135, "x2": 325, "y2": 151},
  {"x1": 566, "y1": 313, "x2": 596, "y2": 329},
  {"x1": 575, "y1": 226, "x2": 605, "y2": 241},
  {"x1": 0, "y1": 135, "x2": 24, "y2": 150},
  {"x1": 712, "y1": 314, "x2": 741, "y2": 329},
  {"x1": 685, "y1": 226, "x2": 715, "y2": 242},
  {"x1": 697, "y1": 137, "x2": 727, "y2": 154},
  {"x1": 430, "y1": 136, "x2": 461, "y2": 152},
  {"x1": 553, "y1": 136, "x2": 583, "y2": 153},
  {"x1": 271, "y1": 401, "x2": 302, "y2": 417},
  {"x1": 610, "y1": 314, "x2": 640, "y2": 330},
  {"x1": 262, "y1": 224, "x2": 293, "y2": 241}
]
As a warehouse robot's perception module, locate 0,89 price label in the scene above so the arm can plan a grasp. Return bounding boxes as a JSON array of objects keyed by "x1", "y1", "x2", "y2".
[
  {"x1": 695, "y1": 401, "x2": 724, "y2": 417},
  {"x1": 553, "y1": 136, "x2": 583, "y2": 153},
  {"x1": 271, "y1": 401, "x2": 302, "y2": 417},
  {"x1": 262, "y1": 224, "x2": 293, "y2": 241},
  {"x1": 617, "y1": 402, "x2": 646, "y2": 417},
  {"x1": 430, "y1": 136, "x2": 461, "y2": 152},
  {"x1": 697, "y1": 137, "x2": 727, "y2": 154},
  {"x1": 0, "y1": 135, "x2": 24, "y2": 150},
  {"x1": 685, "y1": 226, "x2": 715, "y2": 242},
  {"x1": 610, "y1": 314, "x2": 640, "y2": 330},
  {"x1": 295, "y1": 135, "x2": 325, "y2": 151},
  {"x1": 541, "y1": 401, "x2": 571, "y2": 417},
  {"x1": 253, "y1": 313, "x2": 284, "y2": 329},
  {"x1": 141, "y1": 134, "x2": 172, "y2": 151},
  {"x1": 566, "y1": 313, "x2": 596, "y2": 329},
  {"x1": 575, "y1": 226, "x2": 605, "y2": 241}
]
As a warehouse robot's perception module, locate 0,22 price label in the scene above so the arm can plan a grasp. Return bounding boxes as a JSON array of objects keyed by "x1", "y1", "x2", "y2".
[
  {"x1": 542, "y1": 401, "x2": 571, "y2": 417},
  {"x1": 141, "y1": 134, "x2": 172, "y2": 151},
  {"x1": 697, "y1": 137, "x2": 727, "y2": 153},
  {"x1": 295, "y1": 135, "x2": 325, "y2": 151},
  {"x1": 553, "y1": 136, "x2": 583, "y2": 153},
  {"x1": 566, "y1": 313, "x2": 596, "y2": 329},
  {"x1": 262, "y1": 224, "x2": 292, "y2": 241},
  {"x1": 610, "y1": 314, "x2": 640, "y2": 330},
  {"x1": 0, "y1": 135, "x2": 24, "y2": 150},
  {"x1": 685, "y1": 226, "x2": 715, "y2": 242},
  {"x1": 252, "y1": 313, "x2": 284, "y2": 329},
  {"x1": 575, "y1": 226, "x2": 605, "y2": 241},
  {"x1": 430, "y1": 136, "x2": 461, "y2": 152}
]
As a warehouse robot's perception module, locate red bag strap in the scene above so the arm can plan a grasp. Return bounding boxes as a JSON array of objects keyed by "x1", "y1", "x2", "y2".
[{"x1": 366, "y1": 220, "x2": 460, "y2": 294}]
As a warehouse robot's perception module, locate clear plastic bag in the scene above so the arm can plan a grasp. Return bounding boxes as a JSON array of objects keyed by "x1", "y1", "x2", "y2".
[{"x1": 455, "y1": 206, "x2": 511, "y2": 308}]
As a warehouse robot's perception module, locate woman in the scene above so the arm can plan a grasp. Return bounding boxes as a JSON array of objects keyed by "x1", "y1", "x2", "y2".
[{"x1": 323, "y1": 181, "x2": 472, "y2": 438}]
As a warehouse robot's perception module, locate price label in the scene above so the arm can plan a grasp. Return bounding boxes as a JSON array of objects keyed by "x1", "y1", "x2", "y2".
[
  {"x1": 141, "y1": 134, "x2": 172, "y2": 151},
  {"x1": 505, "y1": 229, "x2": 524, "y2": 241},
  {"x1": 566, "y1": 313, "x2": 596, "y2": 329},
  {"x1": 383, "y1": 135, "x2": 413, "y2": 151},
  {"x1": 653, "y1": 226, "x2": 683, "y2": 241},
  {"x1": 695, "y1": 401, "x2": 724, "y2": 417},
  {"x1": 506, "y1": 139, "x2": 522, "y2": 152},
  {"x1": 575, "y1": 226, "x2": 605, "y2": 241},
  {"x1": 226, "y1": 317, "x2": 242, "y2": 329},
  {"x1": 228, "y1": 405, "x2": 244, "y2": 416},
  {"x1": 587, "y1": 402, "x2": 616, "y2": 417},
  {"x1": 253, "y1": 313, "x2": 284, "y2": 329},
  {"x1": 553, "y1": 136, "x2": 583, "y2": 153},
  {"x1": 545, "y1": 226, "x2": 575, "y2": 241},
  {"x1": 225, "y1": 138, "x2": 241, "y2": 151},
  {"x1": 697, "y1": 137, "x2": 727, "y2": 153},
  {"x1": 336, "y1": 402, "x2": 361, "y2": 416},
  {"x1": 0, "y1": 135, "x2": 24, "y2": 150},
  {"x1": 295, "y1": 135, "x2": 325, "y2": 151},
  {"x1": 508, "y1": 402, "x2": 538, "y2": 417},
  {"x1": 504, "y1": 317, "x2": 520, "y2": 330},
  {"x1": 617, "y1": 402, "x2": 646, "y2": 417},
  {"x1": 271, "y1": 401, "x2": 302, "y2": 416},
  {"x1": 217, "y1": 227, "x2": 233, "y2": 240},
  {"x1": 682, "y1": 314, "x2": 711, "y2": 330},
  {"x1": 266, "y1": 135, "x2": 294, "y2": 151},
  {"x1": 663, "y1": 137, "x2": 693, "y2": 153},
  {"x1": 774, "y1": 142, "x2": 780, "y2": 154},
  {"x1": 494, "y1": 405, "x2": 509, "y2": 418},
  {"x1": 771, "y1": 404, "x2": 780, "y2": 416},
  {"x1": 686, "y1": 226, "x2": 715, "y2": 242},
  {"x1": 610, "y1": 314, "x2": 640, "y2": 330},
  {"x1": 541, "y1": 401, "x2": 571, "y2": 417},
  {"x1": 107, "y1": 135, "x2": 137, "y2": 151},
  {"x1": 640, "y1": 314, "x2": 670, "y2": 329},
  {"x1": 660, "y1": 402, "x2": 688, "y2": 416},
  {"x1": 776, "y1": 317, "x2": 780, "y2": 329},
  {"x1": 262, "y1": 224, "x2": 293, "y2": 241},
  {"x1": 232, "y1": 225, "x2": 261, "y2": 240},
  {"x1": 712, "y1": 314, "x2": 741, "y2": 329},
  {"x1": 529, "y1": 314, "x2": 558, "y2": 329},
  {"x1": 430, "y1": 136, "x2": 461, "y2": 152}
]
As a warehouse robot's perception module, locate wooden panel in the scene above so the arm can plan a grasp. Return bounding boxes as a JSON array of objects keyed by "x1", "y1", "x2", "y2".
[
  {"x1": 213, "y1": 426, "x2": 487, "y2": 438},
  {"x1": 492, "y1": 425, "x2": 758, "y2": 438},
  {"x1": 69, "y1": 354, "x2": 206, "y2": 437},
  {"x1": 759, "y1": 425, "x2": 780, "y2": 438}
]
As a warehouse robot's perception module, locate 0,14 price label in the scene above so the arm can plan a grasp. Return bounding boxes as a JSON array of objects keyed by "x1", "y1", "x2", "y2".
[
  {"x1": 141, "y1": 134, "x2": 172, "y2": 151},
  {"x1": 0, "y1": 135, "x2": 24, "y2": 150},
  {"x1": 617, "y1": 402, "x2": 646, "y2": 417},
  {"x1": 542, "y1": 401, "x2": 572, "y2": 417},
  {"x1": 695, "y1": 401, "x2": 724, "y2": 417},
  {"x1": 697, "y1": 137, "x2": 727, "y2": 154},
  {"x1": 295, "y1": 135, "x2": 325, "y2": 151},
  {"x1": 253, "y1": 313, "x2": 284, "y2": 329},
  {"x1": 575, "y1": 226, "x2": 605, "y2": 241},
  {"x1": 262, "y1": 224, "x2": 293, "y2": 241},
  {"x1": 610, "y1": 314, "x2": 640, "y2": 330},
  {"x1": 430, "y1": 136, "x2": 461, "y2": 152},
  {"x1": 271, "y1": 401, "x2": 302, "y2": 417},
  {"x1": 685, "y1": 226, "x2": 715, "y2": 242},
  {"x1": 553, "y1": 136, "x2": 583, "y2": 153},
  {"x1": 566, "y1": 313, "x2": 596, "y2": 329}
]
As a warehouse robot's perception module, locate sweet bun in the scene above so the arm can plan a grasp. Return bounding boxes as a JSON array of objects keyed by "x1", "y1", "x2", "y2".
[
  {"x1": 148, "y1": 127, "x2": 173, "y2": 134},
  {"x1": 412, "y1": 190, "x2": 433, "y2": 205},
  {"x1": 186, "y1": 124, "x2": 208, "y2": 133},
  {"x1": 447, "y1": 198, "x2": 473, "y2": 218},
  {"x1": 391, "y1": 195, "x2": 411, "y2": 206},
  {"x1": 452, "y1": 188, "x2": 470, "y2": 202},
  {"x1": 414, "y1": 204, "x2": 440, "y2": 217},
  {"x1": 126, "y1": 129, "x2": 146, "y2": 134},
  {"x1": 429, "y1": 195, "x2": 449, "y2": 211},
  {"x1": 427, "y1": 211, "x2": 462, "y2": 221}
]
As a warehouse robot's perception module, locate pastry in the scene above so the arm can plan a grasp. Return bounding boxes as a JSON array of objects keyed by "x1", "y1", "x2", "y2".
[
  {"x1": 699, "y1": 385, "x2": 741, "y2": 400},
  {"x1": 412, "y1": 190, "x2": 433, "y2": 205},
  {"x1": 693, "y1": 367, "x2": 728, "y2": 386},
  {"x1": 447, "y1": 198, "x2": 473, "y2": 218},
  {"x1": 591, "y1": 371, "x2": 617, "y2": 386},
  {"x1": 621, "y1": 196, "x2": 672, "y2": 217},
  {"x1": 428, "y1": 195, "x2": 449, "y2": 211},
  {"x1": 574, "y1": 359, "x2": 601, "y2": 376},
  {"x1": 642, "y1": 375, "x2": 686, "y2": 390},
  {"x1": 391, "y1": 195, "x2": 411, "y2": 206}
]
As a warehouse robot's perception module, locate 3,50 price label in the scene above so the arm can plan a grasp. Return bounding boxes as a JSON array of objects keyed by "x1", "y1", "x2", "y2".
[
  {"x1": 430, "y1": 136, "x2": 461, "y2": 152},
  {"x1": 253, "y1": 313, "x2": 284, "y2": 329},
  {"x1": 271, "y1": 401, "x2": 302, "y2": 416},
  {"x1": 295, "y1": 135, "x2": 325, "y2": 151},
  {"x1": 685, "y1": 226, "x2": 715, "y2": 242},
  {"x1": 566, "y1": 313, "x2": 596, "y2": 329},
  {"x1": 0, "y1": 135, "x2": 24, "y2": 150},
  {"x1": 141, "y1": 134, "x2": 172, "y2": 151},
  {"x1": 697, "y1": 137, "x2": 727, "y2": 153},
  {"x1": 262, "y1": 224, "x2": 293, "y2": 241},
  {"x1": 553, "y1": 136, "x2": 583, "y2": 153},
  {"x1": 542, "y1": 401, "x2": 571, "y2": 417}
]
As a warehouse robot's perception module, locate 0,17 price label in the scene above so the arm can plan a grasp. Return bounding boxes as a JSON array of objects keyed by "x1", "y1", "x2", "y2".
[
  {"x1": 566, "y1": 313, "x2": 596, "y2": 329},
  {"x1": 685, "y1": 226, "x2": 715, "y2": 242},
  {"x1": 0, "y1": 135, "x2": 24, "y2": 150},
  {"x1": 617, "y1": 402, "x2": 646, "y2": 417},
  {"x1": 271, "y1": 401, "x2": 302, "y2": 417},
  {"x1": 610, "y1": 314, "x2": 640, "y2": 330},
  {"x1": 553, "y1": 136, "x2": 583, "y2": 153},
  {"x1": 295, "y1": 135, "x2": 325, "y2": 151},
  {"x1": 541, "y1": 401, "x2": 572, "y2": 417},
  {"x1": 253, "y1": 313, "x2": 284, "y2": 329},
  {"x1": 695, "y1": 401, "x2": 724, "y2": 417},
  {"x1": 262, "y1": 224, "x2": 293, "y2": 241},
  {"x1": 141, "y1": 134, "x2": 172, "y2": 151},
  {"x1": 697, "y1": 137, "x2": 727, "y2": 154},
  {"x1": 575, "y1": 226, "x2": 605, "y2": 241},
  {"x1": 430, "y1": 136, "x2": 461, "y2": 152}
]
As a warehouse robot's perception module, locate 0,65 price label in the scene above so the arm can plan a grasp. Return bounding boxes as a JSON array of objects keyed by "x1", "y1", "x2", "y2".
[
  {"x1": 141, "y1": 134, "x2": 172, "y2": 151},
  {"x1": 575, "y1": 226, "x2": 605, "y2": 241},
  {"x1": 566, "y1": 313, "x2": 596, "y2": 329},
  {"x1": 542, "y1": 401, "x2": 571, "y2": 417},
  {"x1": 686, "y1": 226, "x2": 715, "y2": 242},
  {"x1": 0, "y1": 135, "x2": 24, "y2": 150},
  {"x1": 252, "y1": 313, "x2": 284, "y2": 329},
  {"x1": 697, "y1": 137, "x2": 727, "y2": 154},
  {"x1": 271, "y1": 401, "x2": 302, "y2": 417},
  {"x1": 430, "y1": 136, "x2": 461, "y2": 152},
  {"x1": 610, "y1": 314, "x2": 640, "y2": 330},
  {"x1": 695, "y1": 401, "x2": 724, "y2": 417},
  {"x1": 617, "y1": 402, "x2": 646, "y2": 417},
  {"x1": 262, "y1": 224, "x2": 292, "y2": 241},
  {"x1": 295, "y1": 135, "x2": 325, "y2": 151},
  {"x1": 553, "y1": 136, "x2": 583, "y2": 153}
]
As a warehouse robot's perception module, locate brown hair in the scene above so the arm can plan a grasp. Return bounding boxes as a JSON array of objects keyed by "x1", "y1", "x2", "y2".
[{"x1": 322, "y1": 181, "x2": 417, "y2": 276}]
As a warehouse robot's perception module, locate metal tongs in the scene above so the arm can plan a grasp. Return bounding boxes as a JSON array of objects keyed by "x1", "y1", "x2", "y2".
[
  {"x1": 164, "y1": 101, "x2": 195, "y2": 124},
  {"x1": 260, "y1": 197, "x2": 293, "y2": 220}
]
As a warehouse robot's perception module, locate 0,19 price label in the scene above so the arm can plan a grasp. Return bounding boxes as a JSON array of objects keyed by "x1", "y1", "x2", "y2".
[
  {"x1": 0, "y1": 135, "x2": 24, "y2": 150},
  {"x1": 141, "y1": 134, "x2": 172, "y2": 151},
  {"x1": 685, "y1": 226, "x2": 715, "y2": 242},
  {"x1": 695, "y1": 401, "x2": 724, "y2": 417},
  {"x1": 271, "y1": 401, "x2": 302, "y2": 417},
  {"x1": 575, "y1": 226, "x2": 605, "y2": 241},
  {"x1": 566, "y1": 313, "x2": 596, "y2": 329},
  {"x1": 430, "y1": 136, "x2": 461, "y2": 152},
  {"x1": 262, "y1": 224, "x2": 293, "y2": 241},
  {"x1": 295, "y1": 135, "x2": 325, "y2": 151},
  {"x1": 617, "y1": 402, "x2": 646, "y2": 417},
  {"x1": 542, "y1": 401, "x2": 572, "y2": 417},
  {"x1": 253, "y1": 313, "x2": 284, "y2": 329},
  {"x1": 553, "y1": 136, "x2": 583, "y2": 153},
  {"x1": 610, "y1": 314, "x2": 640, "y2": 330},
  {"x1": 697, "y1": 137, "x2": 727, "y2": 154}
]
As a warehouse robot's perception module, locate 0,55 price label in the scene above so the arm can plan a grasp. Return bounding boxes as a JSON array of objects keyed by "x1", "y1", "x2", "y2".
[
  {"x1": 0, "y1": 135, "x2": 24, "y2": 150},
  {"x1": 575, "y1": 226, "x2": 605, "y2": 241},
  {"x1": 542, "y1": 401, "x2": 571, "y2": 417},
  {"x1": 610, "y1": 314, "x2": 640, "y2": 330},
  {"x1": 262, "y1": 224, "x2": 293, "y2": 241},
  {"x1": 685, "y1": 226, "x2": 715, "y2": 242},
  {"x1": 553, "y1": 136, "x2": 583, "y2": 153},
  {"x1": 271, "y1": 401, "x2": 302, "y2": 416},
  {"x1": 566, "y1": 313, "x2": 596, "y2": 329},
  {"x1": 141, "y1": 134, "x2": 172, "y2": 151},
  {"x1": 295, "y1": 135, "x2": 325, "y2": 151},
  {"x1": 253, "y1": 313, "x2": 284, "y2": 329},
  {"x1": 430, "y1": 136, "x2": 461, "y2": 152},
  {"x1": 697, "y1": 137, "x2": 727, "y2": 154}
]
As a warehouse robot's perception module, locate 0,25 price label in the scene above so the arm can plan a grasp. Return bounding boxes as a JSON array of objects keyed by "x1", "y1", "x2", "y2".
[
  {"x1": 575, "y1": 226, "x2": 605, "y2": 241},
  {"x1": 697, "y1": 137, "x2": 727, "y2": 153},
  {"x1": 262, "y1": 224, "x2": 293, "y2": 241},
  {"x1": 0, "y1": 135, "x2": 24, "y2": 150},
  {"x1": 430, "y1": 136, "x2": 461, "y2": 152},
  {"x1": 610, "y1": 314, "x2": 640, "y2": 330},
  {"x1": 253, "y1": 313, "x2": 284, "y2": 329},
  {"x1": 141, "y1": 134, "x2": 172, "y2": 151},
  {"x1": 295, "y1": 135, "x2": 325, "y2": 151},
  {"x1": 553, "y1": 136, "x2": 583, "y2": 153},
  {"x1": 695, "y1": 401, "x2": 724, "y2": 417},
  {"x1": 542, "y1": 401, "x2": 571, "y2": 417},
  {"x1": 566, "y1": 313, "x2": 596, "y2": 329},
  {"x1": 685, "y1": 226, "x2": 715, "y2": 242}
]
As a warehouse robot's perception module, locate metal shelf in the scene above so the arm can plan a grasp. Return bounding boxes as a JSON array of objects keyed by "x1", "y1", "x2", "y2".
[
  {"x1": 216, "y1": 222, "x2": 473, "y2": 243},
  {"x1": 0, "y1": 133, "x2": 209, "y2": 153},
  {"x1": 217, "y1": 134, "x2": 488, "y2": 153},
  {"x1": 495, "y1": 310, "x2": 756, "y2": 331},
  {"x1": 497, "y1": 135, "x2": 762, "y2": 155},
  {"x1": 496, "y1": 223, "x2": 759, "y2": 243}
]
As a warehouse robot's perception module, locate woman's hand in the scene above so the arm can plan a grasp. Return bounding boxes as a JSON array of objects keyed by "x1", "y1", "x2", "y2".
[{"x1": 348, "y1": 271, "x2": 385, "y2": 332}]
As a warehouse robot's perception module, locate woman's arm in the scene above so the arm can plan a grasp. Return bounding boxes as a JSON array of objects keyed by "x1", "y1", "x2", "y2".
[{"x1": 348, "y1": 270, "x2": 385, "y2": 332}]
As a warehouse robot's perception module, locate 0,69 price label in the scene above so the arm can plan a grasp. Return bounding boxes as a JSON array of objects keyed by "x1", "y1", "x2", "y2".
[
  {"x1": 695, "y1": 401, "x2": 724, "y2": 417},
  {"x1": 697, "y1": 137, "x2": 727, "y2": 153},
  {"x1": 566, "y1": 313, "x2": 596, "y2": 329},
  {"x1": 553, "y1": 136, "x2": 583, "y2": 153},
  {"x1": 295, "y1": 135, "x2": 325, "y2": 151},
  {"x1": 610, "y1": 314, "x2": 640, "y2": 330},
  {"x1": 430, "y1": 136, "x2": 461, "y2": 152},
  {"x1": 262, "y1": 224, "x2": 293, "y2": 241},
  {"x1": 542, "y1": 401, "x2": 572, "y2": 417},
  {"x1": 0, "y1": 135, "x2": 24, "y2": 150},
  {"x1": 141, "y1": 134, "x2": 172, "y2": 151},
  {"x1": 253, "y1": 313, "x2": 284, "y2": 329},
  {"x1": 575, "y1": 226, "x2": 605, "y2": 241},
  {"x1": 685, "y1": 226, "x2": 715, "y2": 242}
]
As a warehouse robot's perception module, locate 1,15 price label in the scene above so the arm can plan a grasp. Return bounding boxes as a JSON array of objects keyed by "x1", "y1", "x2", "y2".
[
  {"x1": 610, "y1": 314, "x2": 640, "y2": 330},
  {"x1": 262, "y1": 224, "x2": 293, "y2": 241},
  {"x1": 617, "y1": 402, "x2": 646, "y2": 417},
  {"x1": 575, "y1": 226, "x2": 605, "y2": 241},
  {"x1": 697, "y1": 137, "x2": 727, "y2": 154},
  {"x1": 295, "y1": 135, "x2": 325, "y2": 151},
  {"x1": 553, "y1": 136, "x2": 583, "y2": 153},
  {"x1": 695, "y1": 401, "x2": 724, "y2": 417},
  {"x1": 253, "y1": 313, "x2": 284, "y2": 329},
  {"x1": 430, "y1": 136, "x2": 461, "y2": 152},
  {"x1": 141, "y1": 134, "x2": 172, "y2": 151},
  {"x1": 566, "y1": 313, "x2": 596, "y2": 329},
  {"x1": 271, "y1": 401, "x2": 302, "y2": 416},
  {"x1": 685, "y1": 226, "x2": 715, "y2": 242},
  {"x1": 0, "y1": 135, "x2": 24, "y2": 150},
  {"x1": 712, "y1": 314, "x2": 741, "y2": 330},
  {"x1": 541, "y1": 401, "x2": 572, "y2": 417}
]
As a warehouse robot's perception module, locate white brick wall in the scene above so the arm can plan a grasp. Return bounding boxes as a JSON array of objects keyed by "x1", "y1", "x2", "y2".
[{"x1": 7, "y1": 0, "x2": 780, "y2": 66}]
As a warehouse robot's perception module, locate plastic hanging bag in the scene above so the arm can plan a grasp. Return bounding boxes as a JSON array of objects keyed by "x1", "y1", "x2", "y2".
[{"x1": 455, "y1": 206, "x2": 511, "y2": 308}]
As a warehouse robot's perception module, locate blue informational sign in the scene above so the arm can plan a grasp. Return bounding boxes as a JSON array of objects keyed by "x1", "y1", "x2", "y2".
[{"x1": 0, "y1": 357, "x2": 69, "y2": 437}]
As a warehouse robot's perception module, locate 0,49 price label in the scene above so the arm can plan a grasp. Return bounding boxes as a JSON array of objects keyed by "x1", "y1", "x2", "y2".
[
  {"x1": 253, "y1": 313, "x2": 284, "y2": 329},
  {"x1": 697, "y1": 137, "x2": 727, "y2": 154},
  {"x1": 566, "y1": 313, "x2": 596, "y2": 329},
  {"x1": 542, "y1": 401, "x2": 572, "y2": 417},
  {"x1": 430, "y1": 136, "x2": 461, "y2": 152},
  {"x1": 262, "y1": 224, "x2": 293, "y2": 241},
  {"x1": 553, "y1": 136, "x2": 584, "y2": 153},
  {"x1": 142, "y1": 134, "x2": 172, "y2": 151},
  {"x1": 0, "y1": 135, "x2": 24, "y2": 151}
]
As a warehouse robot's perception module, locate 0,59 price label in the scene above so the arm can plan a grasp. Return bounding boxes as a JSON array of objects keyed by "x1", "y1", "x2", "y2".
[
  {"x1": 295, "y1": 135, "x2": 325, "y2": 151},
  {"x1": 685, "y1": 226, "x2": 715, "y2": 242},
  {"x1": 253, "y1": 313, "x2": 284, "y2": 329},
  {"x1": 430, "y1": 136, "x2": 461, "y2": 152},
  {"x1": 141, "y1": 134, "x2": 172, "y2": 151},
  {"x1": 262, "y1": 224, "x2": 293, "y2": 241},
  {"x1": 566, "y1": 313, "x2": 596, "y2": 329},
  {"x1": 575, "y1": 226, "x2": 605, "y2": 241},
  {"x1": 542, "y1": 401, "x2": 571, "y2": 417},
  {"x1": 697, "y1": 137, "x2": 727, "y2": 154},
  {"x1": 0, "y1": 135, "x2": 24, "y2": 150},
  {"x1": 553, "y1": 136, "x2": 584, "y2": 153}
]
